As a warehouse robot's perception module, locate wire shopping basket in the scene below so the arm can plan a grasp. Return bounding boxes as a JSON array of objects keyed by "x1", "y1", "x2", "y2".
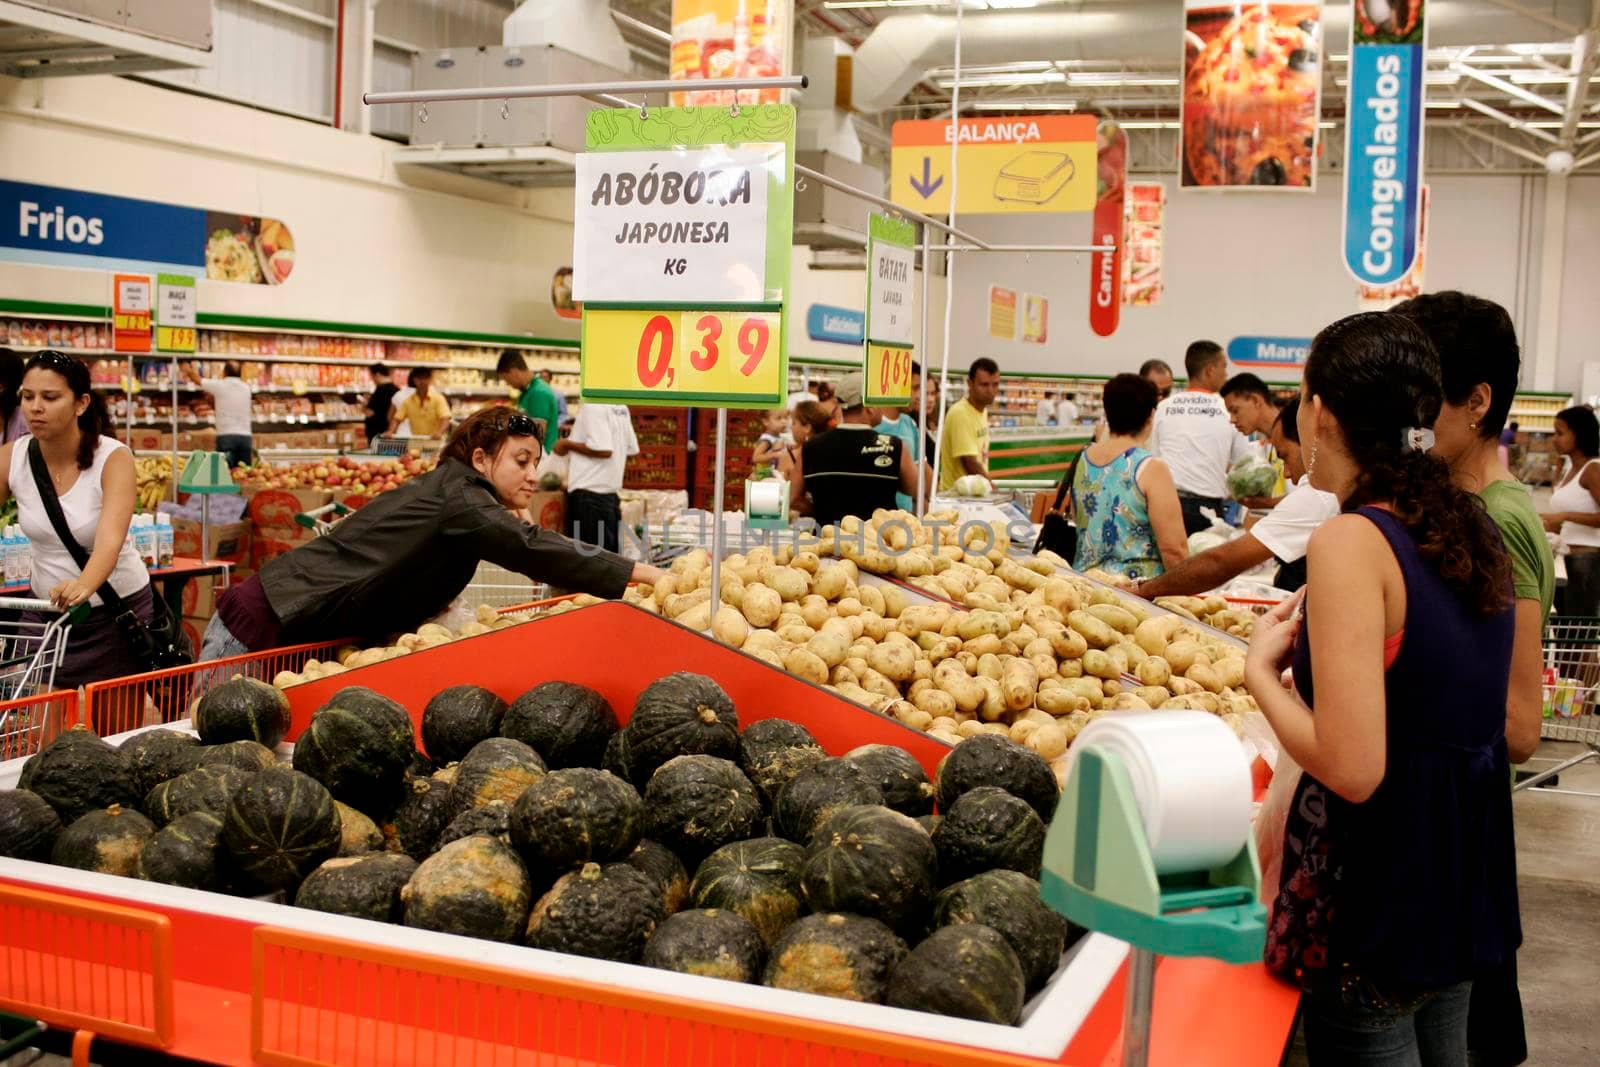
[
  {"x1": 1519, "y1": 615, "x2": 1600, "y2": 792},
  {"x1": 0, "y1": 598, "x2": 83, "y2": 761}
]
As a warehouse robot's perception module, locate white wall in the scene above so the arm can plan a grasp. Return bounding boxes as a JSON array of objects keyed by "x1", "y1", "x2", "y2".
[
  {"x1": 0, "y1": 73, "x2": 579, "y2": 340},
  {"x1": 937, "y1": 173, "x2": 1585, "y2": 383}
]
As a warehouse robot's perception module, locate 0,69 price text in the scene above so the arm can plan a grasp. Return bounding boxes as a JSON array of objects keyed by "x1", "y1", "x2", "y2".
[{"x1": 866, "y1": 343, "x2": 915, "y2": 405}]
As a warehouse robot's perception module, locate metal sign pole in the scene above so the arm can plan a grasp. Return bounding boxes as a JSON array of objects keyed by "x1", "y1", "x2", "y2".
[
  {"x1": 710, "y1": 408, "x2": 727, "y2": 616},
  {"x1": 171, "y1": 356, "x2": 179, "y2": 503},
  {"x1": 916, "y1": 224, "x2": 931, "y2": 516}
]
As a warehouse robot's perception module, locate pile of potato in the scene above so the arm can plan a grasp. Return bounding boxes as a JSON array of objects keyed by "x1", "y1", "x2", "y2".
[
  {"x1": 1151, "y1": 595, "x2": 1259, "y2": 638},
  {"x1": 622, "y1": 510, "x2": 1257, "y2": 767},
  {"x1": 270, "y1": 599, "x2": 604, "y2": 689}
]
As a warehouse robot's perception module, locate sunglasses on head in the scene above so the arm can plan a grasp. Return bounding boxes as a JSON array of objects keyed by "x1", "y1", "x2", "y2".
[{"x1": 29, "y1": 349, "x2": 79, "y2": 373}]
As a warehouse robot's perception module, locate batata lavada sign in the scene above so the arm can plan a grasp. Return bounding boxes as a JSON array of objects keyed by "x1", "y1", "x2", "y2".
[{"x1": 1343, "y1": 0, "x2": 1426, "y2": 285}]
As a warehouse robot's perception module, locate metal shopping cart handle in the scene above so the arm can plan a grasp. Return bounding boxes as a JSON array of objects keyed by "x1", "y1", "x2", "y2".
[
  {"x1": 295, "y1": 502, "x2": 352, "y2": 530},
  {"x1": 0, "y1": 597, "x2": 91, "y2": 623}
]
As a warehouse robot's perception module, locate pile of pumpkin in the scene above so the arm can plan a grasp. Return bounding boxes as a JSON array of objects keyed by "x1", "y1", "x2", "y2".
[
  {"x1": 0, "y1": 671, "x2": 1079, "y2": 1026},
  {"x1": 622, "y1": 514, "x2": 1256, "y2": 767}
]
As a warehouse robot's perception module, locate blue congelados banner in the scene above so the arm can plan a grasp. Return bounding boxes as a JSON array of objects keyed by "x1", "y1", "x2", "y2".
[
  {"x1": 1342, "y1": 1, "x2": 1425, "y2": 285},
  {"x1": 0, "y1": 179, "x2": 295, "y2": 285}
]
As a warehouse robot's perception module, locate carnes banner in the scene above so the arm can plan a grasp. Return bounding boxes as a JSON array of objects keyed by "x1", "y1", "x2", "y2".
[{"x1": 1342, "y1": 0, "x2": 1426, "y2": 286}]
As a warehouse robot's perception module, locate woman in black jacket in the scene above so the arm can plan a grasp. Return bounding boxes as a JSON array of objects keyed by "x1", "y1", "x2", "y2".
[{"x1": 201, "y1": 406, "x2": 662, "y2": 656}]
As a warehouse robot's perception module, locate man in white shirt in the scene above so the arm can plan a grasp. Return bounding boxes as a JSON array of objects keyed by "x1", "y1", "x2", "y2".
[
  {"x1": 1132, "y1": 398, "x2": 1335, "y2": 596},
  {"x1": 182, "y1": 361, "x2": 254, "y2": 468},
  {"x1": 1149, "y1": 340, "x2": 1257, "y2": 534},
  {"x1": 554, "y1": 403, "x2": 638, "y2": 552}
]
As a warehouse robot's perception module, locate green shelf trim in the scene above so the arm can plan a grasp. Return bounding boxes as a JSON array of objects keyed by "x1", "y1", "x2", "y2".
[{"x1": 0, "y1": 299, "x2": 580, "y2": 350}]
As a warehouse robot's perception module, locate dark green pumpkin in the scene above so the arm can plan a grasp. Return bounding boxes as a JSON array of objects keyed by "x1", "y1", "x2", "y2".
[
  {"x1": 402, "y1": 834, "x2": 532, "y2": 942},
  {"x1": 622, "y1": 673, "x2": 739, "y2": 784},
  {"x1": 386, "y1": 777, "x2": 456, "y2": 858},
  {"x1": 764, "y1": 913, "x2": 907, "y2": 1003},
  {"x1": 844, "y1": 744, "x2": 936, "y2": 818},
  {"x1": 643, "y1": 756, "x2": 761, "y2": 864},
  {"x1": 935, "y1": 869, "x2": 1076, "y2": 994},
  {"x1": 221, "y1": 766, "x2": 341, "y2": 891},
  {"x1": 18, "y1": 724, "x2": 139, "y2": 824},
  {"x1": 194, "y1": 677, "x2": 291, "y2": 748},
  {"x1": 642, "y1": 908, "x2": 765, "y2": 983},
  {"x1": 509, "y1": 767, "x2": 641, "y2": 871},
  {"x1": 886, "y1": 924, "x2": 1026, "y2": 1025},
  {"x1": 801, "y1": 805, "x2": 937, "y2": 936},
  {"x1": 422, "y1": 686, "x2": 508, "y2": 765},
  {"x1": 52, "y1": 805, "x2": 156, "y2": 877},
  {"x1": 406, "y1": 749, "x2": 436, "y2": 780},
  {"x1": 119, "y1": 729, "x2": 201, "y2": 797},
  {"x1": 0, "y1": 789, "x2": 62, "y2": 861},
  {"x1": 772, "y1": 758, "x2": 882, "y2": 843},
  {"x1": 738, "y1": 719, "x2": 826, "y2": 808},
  {"x1": 335, "y1": 800, "x2": 384, "y2": 856},
  {"x1": 601, "y1": 730, "x2": 634, "y2": 783},
  {"x1": 136, "y1": 811, "x2": 226, "y2": 890},
  {"x1": 524, "y1": 861, "x2": 664, "y2": 963},
  {"x1": 194, "y1": 740, "x2": 277, "y2": 773},
  {"x1": 501, "y1": 681, "x2": 617, "y2": 769},
  {"x1": 296, "y1": 852, "x2": 419, "y2": 923},
  {"x1": 623, "y1": 839, "x2": 690, "y2": 917},
  {"x1": 144, "y1": 764, "x2": 252, "y2": 827},
  {"x1": 450, "y1": 738, "x2": 547, "y2": 817},
  {"x1": 292, "y1": 688, "x2": 417, "y2": 810},
  {"x1": 934, "y1": 735, "x2": 1058, "y2": 822},
  {"x1": 931, "y1": 786, "x2": 1046, "y2": 885},
  {"x1": 690, "y1": 836, "x2": 806, "y2": 947},
  {"x1": 436, "y1": 801, "x2": 514, "y2": 851}
]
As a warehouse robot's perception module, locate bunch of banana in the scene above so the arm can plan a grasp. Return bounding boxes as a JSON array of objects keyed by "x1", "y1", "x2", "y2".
[{"x1": 135, "y1": 455, "x2": 173, "y2": 511}]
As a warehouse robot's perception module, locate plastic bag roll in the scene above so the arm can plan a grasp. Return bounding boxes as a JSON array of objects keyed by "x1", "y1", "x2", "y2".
[
  {"x1": 1070, "y1": 710, "x2": 1252, "y2": 875},
  {"x1": 747, "y1": 480, "x2": 785, "y2": 520}
]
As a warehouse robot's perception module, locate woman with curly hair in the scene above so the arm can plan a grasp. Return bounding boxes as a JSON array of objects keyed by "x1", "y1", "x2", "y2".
[{"x1": 1246, "y1": 313, "x2": 1520, "y2": 1065}]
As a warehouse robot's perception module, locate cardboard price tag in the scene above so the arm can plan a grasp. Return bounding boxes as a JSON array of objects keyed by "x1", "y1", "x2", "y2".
[
  {"x1": 581, "y1": 307, "x2": 783, "y2": 406},
  {"x1": 866, "y1": 343, "x2": 915, "y2": 407}
]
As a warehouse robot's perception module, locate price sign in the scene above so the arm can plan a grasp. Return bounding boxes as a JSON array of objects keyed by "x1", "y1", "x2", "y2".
[
  {"x1": 582, "y1": 308, "x2": 783, "y2": 405},
  {"x1": 112, "y1": 272, "x2": 152, "y2": 353},
  {"x1": 155, "y1": 272, "x2": 197, "y2": 353},
  {"x1": 866, "y1": 342, "x2": 914, "y2": 406},
  {"x1": 864, "y1": 214, "x2": 917, "y2": 406}
]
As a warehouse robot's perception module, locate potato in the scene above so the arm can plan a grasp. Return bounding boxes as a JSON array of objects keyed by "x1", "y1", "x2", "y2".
[
  {"x1": 1163, "y1": 639, "x2": 1201, "y2": 673},
  {"x1": 1029, "y1": 653, "x2": 1058, "y2": 681},
  {"x1": 1002, "y1": 658, "x2": 1040, "y2": 712},
  {"x1": 1106, "y1": 644, "x2": 1131, "y2": 675},
  {"x1": 796, "y1": 594, "x2": 829, "y2": 630},
  {"x1": 963, "y1": 634, "x2": 1005, "y2": 658},
  {"x1": 1058, "y1": 710, "x2": 1093, "y2": 743},
  {"x1": 829, "y1": 665, "x2": 859, "y2": 687},
  {"x1": 712, "y1": 606, "x2": 750, "y2": 647},
  {"x1": 791, "y1": 550, "x2": 820, "y2": 574},
  {"x1": 1168, "y1": 675, "x2": 1203, "y2": 697},
  {"x1": 1132, "y1": 686, "x2": 1172, "y2": 707},
  {"x1": 1067, "y1": 610, "x2": 1120, "y2": 650},
  {"x1": 1086, "y1": 603, "x2": 1139, "y2": 635},
  {"x1": 934, "y1": 660, "x2": 985, "y2": 713},
  {"x1": 1061, "y1": 677, "x2": 1106, "y2": 708},
  {"x1": 877, "y1": 584, "x2": 908, "y2": 619},
  {"x1": 1024, "y1": 723, "x2": 1069, "y2": 761},
  {"x1": 1134, "y1": 655, "x2": 1171, "y2": 688},
  {"x1": 1106, "y1": 693, "x2": 1154, "y2": 713},
  {"x1": 1057, "y1": 658, "x2": 1084, "y2": 679},
  {"x1": 805, "y1": 631, "x2": 851, "y2": 669},
  {"x1": 858, "y1": 667, "x2": 900, "y2": 701},
  {"x1": 1036, "y1": 688, "x2": 1089, "y2": 715},
  {"x1": 997, "y1": 559, "x2": 1046, "y2": 592},
  {"x1": 1082, "y1": 649, "x2": 1121, "y2": 681},
  {"x1": 957, "y1": 720, "x2": 991, "y2": 739},
  {"x1": 975, "y1": 653, "x2": 1004, "y2": 681},
  {"x1": 955, "y1": 651, "x2": 979, "y2": 673},
  {"x1": 1101, "y1": 679, "x2": 1122, "y2": 698},
  {"x1": 975, "y1": 677, "x2": 1008, "y2": 723},
  {"x1": 868, "y1": 642, "x2": 917, "y2": 683},
  {"x1": 776, "y1": 622, "x2": 817, "y2": 645},
  {"x1": 740, "y1": 583, "x2": 782, "y2": 628},
  {"x1": 1039, "y1": 579, "x2": 1081, "y2": 615},
  {"x1": 897, "y1": 605, "x2": 950, "y2": 637},
  {"x1": 1041, "y1": 622, "x2": 1089, "y2": 661},
  {"x1": 677, "y1": 601, "x2": 713, "y2": 631},
  {"x1": 1009, "y1": 719, "x2": 1043, "y2": 745},
  {"x1": 957, "y1": 610, "x2": 1011, "y2": 641},
  {"x1": 1216, "y1": 657, "x2": 1246, "y2": 689},
  {"x1": 272, "y1": 670, "x2": 302, "y2": 689},
  {"x1": 784, "y1": 646, "x2": 829, "y2": 685},
  {"x1": 1185, "y1": 662, "x2": 1224, "y2": 694},
  {"x1": 762, "y1": 566, "x2": 810, "y2": 602},
  {"x1": 890, "y1": 702, "x2": 933, "y2": 731},
  {"x1": 812, "y1": 565, "x2": 851, "y2": 602}
]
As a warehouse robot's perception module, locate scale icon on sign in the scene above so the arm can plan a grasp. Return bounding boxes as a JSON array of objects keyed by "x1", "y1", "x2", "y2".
[{"x1": 993, "y1": 151, "x2": 1075, "y2": 205}]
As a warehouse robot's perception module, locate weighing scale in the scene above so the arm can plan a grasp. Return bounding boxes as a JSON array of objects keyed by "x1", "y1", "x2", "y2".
[{"x1": 1040, "y1": 715, "x2": 1267, "y2": 1067}]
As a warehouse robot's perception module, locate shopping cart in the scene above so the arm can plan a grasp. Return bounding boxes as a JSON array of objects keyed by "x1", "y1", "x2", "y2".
[
  {"x1": 294, "y1": 500, "x2": 352, "y2": 536},
  {"x1": 1517, "y1": 616, "x2": 1600, "y2": 793},
  {"x1": 0, "y1": 597, "x2": 84, "y2": 757}
]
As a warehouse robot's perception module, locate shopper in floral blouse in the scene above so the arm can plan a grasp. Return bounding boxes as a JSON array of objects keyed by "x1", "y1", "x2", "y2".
[{"x1": 1065, "y1": 373, "x2": 1187, "y2": 580}]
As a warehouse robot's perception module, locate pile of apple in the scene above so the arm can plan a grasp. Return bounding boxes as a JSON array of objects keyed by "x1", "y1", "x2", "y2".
[{"x1": 233, "y1": 454, "x2": 436, "y2": 495}]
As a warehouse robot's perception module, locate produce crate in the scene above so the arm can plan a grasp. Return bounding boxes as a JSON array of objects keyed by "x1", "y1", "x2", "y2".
[
  {"x1": 0, "y1": 689, "x2": 76, "y2": 762},
  {"x1": 623, "y1": 447, "x2": 688, "y2": 490}
]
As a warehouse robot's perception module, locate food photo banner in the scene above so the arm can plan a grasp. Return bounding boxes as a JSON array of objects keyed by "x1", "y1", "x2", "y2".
[
  {"x1": 1180, "y1": 2, "x2": 1323, "y2": 189},
  {"x1": 576, "y1": 104, "x2": 795, "y2": 408},
  {"x1": 669, "y1": 0, "x2": 788, "y2": 107},
  {"x1": 1123, "y1": 182, "x2": 1165, "y2": 306},
  {"x1": 0, "y1": 178, "x2": 294, "y2": 285},
  {"x1": 1343, "y1": 0, "x2": 1426, "y2": 285}
]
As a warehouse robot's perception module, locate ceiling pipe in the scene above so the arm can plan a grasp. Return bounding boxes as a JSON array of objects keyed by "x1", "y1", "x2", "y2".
[{"x1": 848, "y1": 1, "x2": 1597, "y2": 114}]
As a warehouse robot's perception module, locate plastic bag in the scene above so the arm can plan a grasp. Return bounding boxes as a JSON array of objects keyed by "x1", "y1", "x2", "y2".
[
  {"x1": 1227, "y1": 455, "x2": 1279, "y2": 499},
  {"x1": 534, "y1": 450, "x2": 568, "y2": 490}
]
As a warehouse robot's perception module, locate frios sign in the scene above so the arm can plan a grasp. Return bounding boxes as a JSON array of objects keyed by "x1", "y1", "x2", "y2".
[{"x1": 1343, "y1": 0, "x2": 1426, "y2": 285}]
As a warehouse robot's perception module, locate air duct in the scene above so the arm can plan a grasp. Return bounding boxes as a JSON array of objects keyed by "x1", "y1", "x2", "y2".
[
  {"x1": 503, "y1": 0, "x2": 630, "y2": 71},
  {"x1": 849, "y1": 1, "x2": 1595, "y2": 114}
]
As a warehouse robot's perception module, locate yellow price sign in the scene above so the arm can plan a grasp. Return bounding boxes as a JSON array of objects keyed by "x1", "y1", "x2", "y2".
[
  {"x1": 156, "y1": 325, "x2": 196, "y2": 353},
  {"x1": 865, "y1": 343, "x2": 914, "y2": 407},
  {"x1": 581, "y1": 307, "x2": 784, "y2": 406}
]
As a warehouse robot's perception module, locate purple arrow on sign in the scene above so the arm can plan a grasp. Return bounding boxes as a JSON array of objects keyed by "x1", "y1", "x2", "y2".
[{"x1": 909, "y1": 157, "x2": 943, "y2": 199}]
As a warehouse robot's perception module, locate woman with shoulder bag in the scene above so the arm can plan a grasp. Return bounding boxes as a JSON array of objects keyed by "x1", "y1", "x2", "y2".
[{"x1": 0, "y1": 351, "x2": 179, "y2": 690}]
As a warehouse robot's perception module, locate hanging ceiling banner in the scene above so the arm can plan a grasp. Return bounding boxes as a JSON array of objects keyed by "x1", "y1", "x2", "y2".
[
  {"x1": 669, "y1": 0, "x2": 789, "y2": 107},
  {"x1": 890, "y1": 116, "x2": 1098, "y2": 215},
  {"x1": 1180, "y1": 2, "x2": 1323, "y2": 190},
  {"x1": 1089, "y1": 120, "x2": 1128, "y2": 338},
  {"x1": 1358, "y1": 184, "x2": 1429, "y2": 309},
  {"x1": 1343, "y1": 0, "x2": 1426, "y2": 285},
  {"x1": 1123, "y1": 182, "x2": 1166, "y2": 306}
]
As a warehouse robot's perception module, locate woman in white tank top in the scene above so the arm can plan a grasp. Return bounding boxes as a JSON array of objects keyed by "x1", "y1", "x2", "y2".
[
  {"x1": 0, "y1": 351, "x2": 155, "y2": 691},
  {"x1": 1544, "y1": 406, "x2": 1600, "y2": 614}
]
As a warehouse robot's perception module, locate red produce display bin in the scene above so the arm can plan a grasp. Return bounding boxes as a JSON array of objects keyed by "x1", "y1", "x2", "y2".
[{"x1": 0, "y1": 603, "x2": 1297, "y2": 1066}]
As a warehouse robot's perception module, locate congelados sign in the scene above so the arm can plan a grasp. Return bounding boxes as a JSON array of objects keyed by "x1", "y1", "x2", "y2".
[
  {"x1": 572, "y1": 146, "x2": 773, "y2": 305},
  {"x1": 1342, "y1": 1, "x2": 1426, "y2": 285}
]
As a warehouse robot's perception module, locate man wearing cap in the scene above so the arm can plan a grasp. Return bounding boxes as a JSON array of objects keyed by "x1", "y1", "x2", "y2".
[{"x1": 791, "y1": 372, "x2": 921, "y2": 529}]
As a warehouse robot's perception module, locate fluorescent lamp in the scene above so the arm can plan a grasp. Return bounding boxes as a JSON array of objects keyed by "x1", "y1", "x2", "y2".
[
  {"x1": 970, "y1": 98, "x2": 1079, "y2": 110},
  {"x1": 1065, "y1": 73, "x2": 1179, "y2": 87}
]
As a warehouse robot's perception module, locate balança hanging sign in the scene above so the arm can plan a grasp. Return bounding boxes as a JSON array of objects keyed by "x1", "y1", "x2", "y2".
[{"x1": 1343, "y1": 0, "x2": 1426, "y2": 285}]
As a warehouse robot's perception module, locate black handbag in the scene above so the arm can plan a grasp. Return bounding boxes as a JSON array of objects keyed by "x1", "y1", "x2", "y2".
[
  {"x1": 1033, "y1": 450, "x2": 1081, "y2": 560},
  {"x1": 28, "y1": 440, "x2": 192, "y2": 671}
]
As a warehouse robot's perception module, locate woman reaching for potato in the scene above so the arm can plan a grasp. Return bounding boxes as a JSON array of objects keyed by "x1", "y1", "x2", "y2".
[
  {"x1": 1243, "y1": 313, "x2": 1520, "y2": 1065},
  {"x1": 201, "y1": 406, "x2": 663, "y2": 657}
]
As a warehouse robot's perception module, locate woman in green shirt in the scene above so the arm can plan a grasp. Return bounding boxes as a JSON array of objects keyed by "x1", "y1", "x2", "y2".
[{"x1": 1394, "y1": 291, "x2": 1546, "y2": 1067}]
